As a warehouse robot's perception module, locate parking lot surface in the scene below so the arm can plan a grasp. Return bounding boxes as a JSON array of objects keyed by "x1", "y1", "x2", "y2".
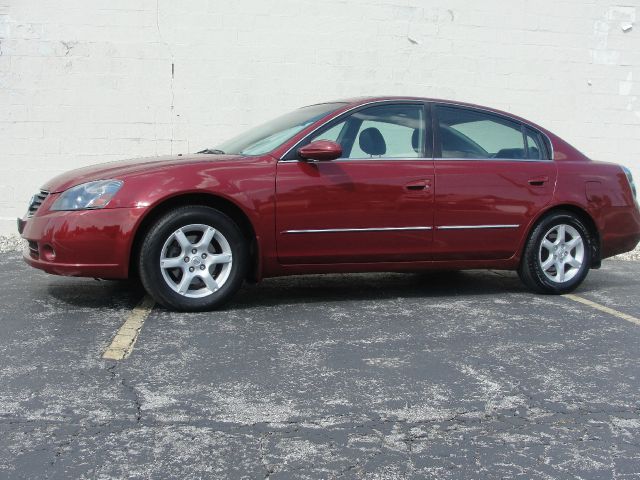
[{"x1": 1, "y1": 252, "x2": 639, "y2": 479}]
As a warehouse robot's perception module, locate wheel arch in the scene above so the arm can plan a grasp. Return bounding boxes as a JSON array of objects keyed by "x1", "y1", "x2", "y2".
[
  {"x1": 522, "y1": 203, "x2": 601, "y2": 268},
  {"x1": 128, "y1": 192, "x2": 260, "y2": 281}
]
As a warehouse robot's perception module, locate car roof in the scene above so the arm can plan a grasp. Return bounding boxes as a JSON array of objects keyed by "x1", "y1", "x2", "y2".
[
  {"x1": 335, "y1": 96, "x2": 521, "y2": 119},
  {"x1": 312, "y1": 95, "x2": 550, "y2": 136}
]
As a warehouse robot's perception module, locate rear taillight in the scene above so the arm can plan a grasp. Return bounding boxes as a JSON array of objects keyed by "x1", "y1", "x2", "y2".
[{"x1": 622, "y1": 166, "x2": 637, "y2": 203}]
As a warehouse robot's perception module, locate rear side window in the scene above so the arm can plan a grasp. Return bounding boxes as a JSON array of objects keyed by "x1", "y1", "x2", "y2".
[{"x1": 436, "y1": 105, "x2": 543, "y2": 160}]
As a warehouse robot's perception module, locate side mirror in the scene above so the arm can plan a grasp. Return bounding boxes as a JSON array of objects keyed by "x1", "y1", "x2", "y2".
[{"x1": 298, "y1": 140, "x2": 342, "y2": 161}]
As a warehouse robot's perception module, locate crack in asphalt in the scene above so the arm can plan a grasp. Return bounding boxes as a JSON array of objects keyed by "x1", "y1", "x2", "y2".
[
  {"x1": 258, "y1": 432, "x2": 275, "y2": 479},
  {"x1": 105, "y1": 362, "x2": 142, "y2": 424},
  {"x1": 8, "y1": 394, "x2": 637, "y2": 478},
  {"x1": 120, "y1": 377, "x2": 143, "y2": 424},
  {"x1": 3, "y1": 402, "x2": 639, "y2": 433}
]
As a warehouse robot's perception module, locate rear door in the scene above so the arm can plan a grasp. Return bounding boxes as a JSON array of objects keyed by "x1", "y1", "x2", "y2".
[
  {"x1": 432, "y1": 104, "x2": 557, "y2": 260},
  {"x1": 275, "y1": 102, "x2": 435, "y2": 264}
]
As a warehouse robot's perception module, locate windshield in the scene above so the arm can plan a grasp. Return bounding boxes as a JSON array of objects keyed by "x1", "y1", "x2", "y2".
[{"x1": 214, "y1": 103, "x2": 347, "y2": 156}]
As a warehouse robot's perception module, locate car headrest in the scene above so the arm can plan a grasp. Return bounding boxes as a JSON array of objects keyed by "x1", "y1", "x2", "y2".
[
  {"x1": 412, "y1": 129, "x2": 419, "y2": 153},
  {"x1": 359, "y1": 128, "x2": 386, "y2": 156},
  {"x1": 494, "y1": 148, "x2": 525, "y2": 159}
]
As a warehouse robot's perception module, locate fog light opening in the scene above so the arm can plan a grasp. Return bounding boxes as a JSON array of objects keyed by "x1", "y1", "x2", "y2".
[{"x1": 41, "y1": 244, "x2": 56, "y2": 262}]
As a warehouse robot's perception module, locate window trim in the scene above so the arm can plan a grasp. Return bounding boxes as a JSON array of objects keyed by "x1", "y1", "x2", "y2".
[
  {"x1": 432, "y1": 103, "x2": 553, "y2": 162},
  {"x1": 279, "y1": 100, "x2": 433, "y2": 162}
]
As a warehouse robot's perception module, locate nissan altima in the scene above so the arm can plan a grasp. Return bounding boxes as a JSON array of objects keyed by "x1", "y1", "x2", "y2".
[{"x1": 18, "y1": 97, "x2": 640, "y2": 311}]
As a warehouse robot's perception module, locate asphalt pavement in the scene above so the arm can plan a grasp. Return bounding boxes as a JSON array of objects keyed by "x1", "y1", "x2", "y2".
[{"x1": 1, "y1": 252, "x2": 639, "y2": 479}]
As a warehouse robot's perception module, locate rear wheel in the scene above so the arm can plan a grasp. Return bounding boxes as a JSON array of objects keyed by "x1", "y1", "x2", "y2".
[
  {"x1": 518, "y1": 211, "x2": 592, "y2": 294},
  {"x1": 138, "y1": 206, "x2": 248, "y2": 311}
]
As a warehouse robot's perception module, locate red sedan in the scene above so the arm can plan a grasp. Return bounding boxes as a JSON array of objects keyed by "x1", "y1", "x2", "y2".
[{"x1": 18, "y1": 97, "x2": 640, "y2": 311}]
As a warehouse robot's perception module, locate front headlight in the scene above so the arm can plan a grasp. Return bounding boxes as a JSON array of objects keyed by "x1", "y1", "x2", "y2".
[{"x1": 51, "y1": 180, "x2": 123, "y2": 211}]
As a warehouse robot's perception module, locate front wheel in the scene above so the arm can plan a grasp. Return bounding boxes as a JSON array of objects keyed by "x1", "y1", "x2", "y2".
[
  {"x1": 138, "y1": 206, "x2": 249, "y2": 311},
  {"x1": 518, "y1": 211, "x2": 592, "y2": 294}
]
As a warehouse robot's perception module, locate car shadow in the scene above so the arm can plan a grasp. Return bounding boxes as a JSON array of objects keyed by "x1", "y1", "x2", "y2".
[
  {"x1": 230, "y1": 270, "x2": 527, "y2": 310},
  {"x1": 46, "y1": 278, "x2": 145, "y2": 310},
  {"x1": 43, "y1": 267, "x2": 629, "y2": 312},
  {"x1": 43, "y1": 270, "x2": 523, "y2": 311}
]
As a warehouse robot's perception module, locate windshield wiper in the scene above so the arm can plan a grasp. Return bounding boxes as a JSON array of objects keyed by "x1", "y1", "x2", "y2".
[{"x1": 197, "y1": 148, "x2": 225, "y2": 154}]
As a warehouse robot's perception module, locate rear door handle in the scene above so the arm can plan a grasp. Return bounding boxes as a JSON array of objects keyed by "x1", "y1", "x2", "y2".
[{"x1": 528, "y1": 176, "x2": 549, "y2": 187}]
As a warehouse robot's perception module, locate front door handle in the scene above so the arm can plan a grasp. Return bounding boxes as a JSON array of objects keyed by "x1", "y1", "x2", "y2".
[
  {"x1": 405, "y1": 180, "x2": 431, "y2": 191},
  {"x1": 528, "y1": 176, "x2": 549, "y2": 187}
]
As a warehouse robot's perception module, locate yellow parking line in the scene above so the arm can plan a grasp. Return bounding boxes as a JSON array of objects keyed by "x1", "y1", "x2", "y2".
[
  {"x1": 563, "y1": 293, "x2": 640, "y2": 327},
  {"x1": 102, "y1": 296, "x2": 155, "y2": 360}
]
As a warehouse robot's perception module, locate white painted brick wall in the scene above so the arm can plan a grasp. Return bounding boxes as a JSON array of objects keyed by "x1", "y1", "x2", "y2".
[{"x1": 0, "y1": 0, "x2": 639, "y2": 235}]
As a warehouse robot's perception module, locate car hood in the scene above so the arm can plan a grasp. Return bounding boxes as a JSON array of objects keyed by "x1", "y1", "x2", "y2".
[{"x1": 42, "y1": 154, "x2": 245, "y2": 193}]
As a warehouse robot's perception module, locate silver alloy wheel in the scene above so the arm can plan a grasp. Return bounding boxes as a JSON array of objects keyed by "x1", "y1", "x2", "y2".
[
  {"x1": 159, "y1": 223, "x2": 233, "y2": 298},
  {"x1": 538, "y1": 223, "x2": 585, "y2": 283}
]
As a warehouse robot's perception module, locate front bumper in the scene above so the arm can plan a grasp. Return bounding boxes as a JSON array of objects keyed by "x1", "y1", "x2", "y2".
[{"x1": 19, "y1": 207, "x2": 146, "y2": 279}]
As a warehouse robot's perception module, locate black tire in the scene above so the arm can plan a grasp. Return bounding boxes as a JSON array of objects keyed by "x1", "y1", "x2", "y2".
[
  {"x1": 518, "y1": 210, "x2": 592, "y2": 294},
  {"x1": 138, "y1": 206, "x2": 249, "y2": 311}
]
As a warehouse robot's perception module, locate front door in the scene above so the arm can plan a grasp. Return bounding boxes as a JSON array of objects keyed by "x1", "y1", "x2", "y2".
[{"x1": 275, "y1": 103, "x2": 435, "y2": 264}]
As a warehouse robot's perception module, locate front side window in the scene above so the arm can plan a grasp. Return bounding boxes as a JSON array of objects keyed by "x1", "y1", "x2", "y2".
[
  {"x1": 215, "y1": 102, "x2": 347, "y2": 156},
  {"x1": 308, "y1": 104, "x2": 426, "y2": 159},
  {"x1": 437, "y1": 106, "x2": 529, "y2": 160}
]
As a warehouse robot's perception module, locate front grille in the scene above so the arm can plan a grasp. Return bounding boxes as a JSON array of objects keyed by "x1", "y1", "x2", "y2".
[{"x1": 27, "y1": 191, "x2": 49, "y2": 217}]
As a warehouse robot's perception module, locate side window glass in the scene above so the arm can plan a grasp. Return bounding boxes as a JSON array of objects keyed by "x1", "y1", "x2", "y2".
[
  {"x1": 437, "y1": 106, "x2": 525, "y2": 159},
  {"x1": 348, "y1": 105, "x2": 424, "y2": 159},
  {"x1": 313, "y1": 122, "x2": 345, "y2": 142},
  {"x1": 309, "y1": 104, "x2": 425, "y2": 159},
  {"x1": 525, "y1": 128, "x2": 543, "y2": 159}
]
